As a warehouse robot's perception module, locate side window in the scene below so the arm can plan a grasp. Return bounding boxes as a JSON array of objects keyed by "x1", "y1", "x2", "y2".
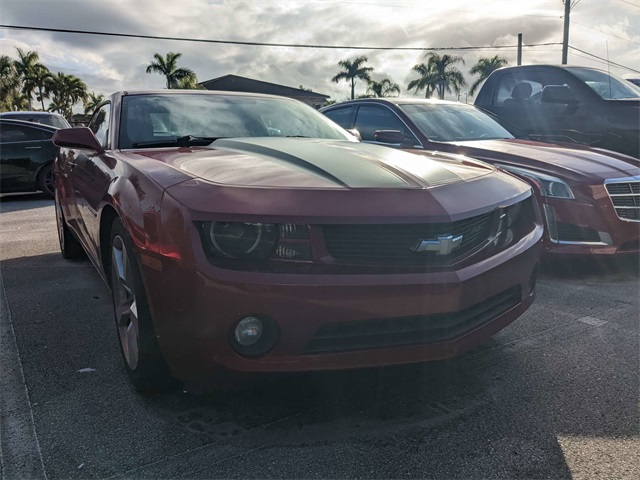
[
  {"x1": 0, "y1": 124, "x2": 50, "y2": 143},
  {"x1": 323, "y1": 106, "x2": 354, "y2": 129},
  {"x1": 353, "y1": 105, "x2": 418, "y2": 144},
  {"x1": 496, "y1": 71, "x2": 576, "y2": 107},
  {"x1": 88, "y1": 103, "x2": 111, "y2": 147}
]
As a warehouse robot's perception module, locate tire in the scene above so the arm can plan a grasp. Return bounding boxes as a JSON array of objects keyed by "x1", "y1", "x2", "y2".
[
  {"x1": 109, "y1": 218, "x2": 177, "y2": 393},
  {"x1": 37, "y1": 163, "x2": 55, "y2": 198},
  {"x1": 55, "y1": 189, "x2": 85, "y2": 259}
]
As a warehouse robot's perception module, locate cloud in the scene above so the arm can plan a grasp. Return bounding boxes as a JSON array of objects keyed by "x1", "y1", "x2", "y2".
[{"x1": 1, "y1": 0, "x2": 637, "y2": 108}]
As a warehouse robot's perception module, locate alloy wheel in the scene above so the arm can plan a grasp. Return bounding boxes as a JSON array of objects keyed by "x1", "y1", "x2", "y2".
[{"x1": 111, "y1": 235, "x2": 140, "y2": 370}]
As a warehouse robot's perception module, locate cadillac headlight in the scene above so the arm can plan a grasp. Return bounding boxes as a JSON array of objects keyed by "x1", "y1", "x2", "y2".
[{"x1": 498, "y1": 165, "x2": 574, "y2": 199}]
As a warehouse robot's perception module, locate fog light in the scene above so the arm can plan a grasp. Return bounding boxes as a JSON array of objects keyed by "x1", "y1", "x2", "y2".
[{"x1": 235, "y1": 317, "x2": 263, "y2": 346}]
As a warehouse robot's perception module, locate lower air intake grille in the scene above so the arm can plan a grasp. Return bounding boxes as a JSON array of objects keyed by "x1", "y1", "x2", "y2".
[{"x1": 303, "y1": 286, "x2": 520, "y2": 355}]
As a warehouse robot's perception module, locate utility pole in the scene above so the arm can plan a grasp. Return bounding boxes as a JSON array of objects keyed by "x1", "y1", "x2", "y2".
[
  {"x1": 517, "y1": 33, "x2": 523, "y2": 65},
  {"x1": 562, "y1": 0, "x2": 571, "y2": 64}
]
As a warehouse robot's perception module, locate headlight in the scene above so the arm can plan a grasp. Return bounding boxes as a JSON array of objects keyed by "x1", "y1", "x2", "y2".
[
  {"x1": 498, "y1": 165, "x2": 575, "y2": 199},
  {"x1": 206, "y1": 222, "x2": 278, "y2": 260}
]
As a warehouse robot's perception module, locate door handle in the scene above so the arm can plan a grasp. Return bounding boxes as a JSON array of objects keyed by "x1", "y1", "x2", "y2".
[{"x1": 25, "y1": 146, "x2": 42, "y2": 150}]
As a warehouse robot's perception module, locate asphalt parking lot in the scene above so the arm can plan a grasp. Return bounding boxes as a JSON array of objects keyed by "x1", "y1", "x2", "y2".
[{"x1": 1, "y1": 193, "x2": 639, "y2": 480}]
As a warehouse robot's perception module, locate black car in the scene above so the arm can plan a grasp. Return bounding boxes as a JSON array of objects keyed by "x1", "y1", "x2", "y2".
[
  {"x1": 0, "y1": 111, "x2": 71, "y2": 129},
  {"x1": 0, "y1": 119, "x2": 58, "y2": 197},
  {"x1": 473, "y1": 65, "x2": 640, "y2": 158}
]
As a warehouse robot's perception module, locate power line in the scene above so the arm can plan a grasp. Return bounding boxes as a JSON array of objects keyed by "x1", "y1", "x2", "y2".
[
  {"x1": 571, "y1": 20, "x2": 640, "y2": 45},
  {"x1": 569, "y1": 45, "x2": 640, "y2": 73},
  {"x1": 617, "y1": 0, "x2": 639, "y2": 7},
  {"x1": 0, "y1": 24, "x2": 561, "y2": 52}
]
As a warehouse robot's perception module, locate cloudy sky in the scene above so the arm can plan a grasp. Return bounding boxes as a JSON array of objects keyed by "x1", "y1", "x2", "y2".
[{"x1": 1, "y1": 0, "x2": 638, "y2": 107}]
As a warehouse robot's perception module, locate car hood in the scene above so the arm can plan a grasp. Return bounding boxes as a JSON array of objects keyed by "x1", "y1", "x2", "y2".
[
  {"x1": 450, "y1": 139, "x2": 640, "y2": 183},
  {"x1": 131, "y1": 137, "x2": 495, "y2": 190},
  {"x1": 152, "y1": 138, "x2": 531, "y2": 220}
]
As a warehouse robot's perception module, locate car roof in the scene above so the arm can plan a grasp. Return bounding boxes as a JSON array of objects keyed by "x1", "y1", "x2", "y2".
[
  {"x1": 117, "y1": 89, "x2": 298, "y2": 101},
  {"x1": 0, "y1": 111, "x2": 66, "y2": 117},
  {"x1": 323, "y1": 98, "x2": 467, "y2": 108},
  {"x1": 0, "y1": 118, "x2": 58, "y2": 132}
]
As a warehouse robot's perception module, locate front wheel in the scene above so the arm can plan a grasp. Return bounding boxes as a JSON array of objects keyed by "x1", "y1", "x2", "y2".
[
  {"x1": 55, "y1": 189, "x2": 85, "y2": 259},
  {"x1": 37, "y1": 163, "x2": 55, "y2": 198},
  {"x1": 109, "y1": 218, "x2": 177, "y2": 393}
]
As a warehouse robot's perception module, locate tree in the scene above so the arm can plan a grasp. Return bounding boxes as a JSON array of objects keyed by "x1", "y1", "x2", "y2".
[
  {"x1": 367, "y1": 78, "x2": 401, "y2": 98},
  {"x1": 13, "y1": 48, "x2": 42, "y2": 110},
  {"x1": 0, "y1": 55, "x2": 20, "y2": 111},
  {"x1": 417, "y1": 52, "x2": 467, "y2": 100},
  {"x1": 407, "y1": 63, "x2": 438, "y2": 98},
  {"x1": 84, "y1": 91, "x2": 105, "y2": 115},
  {"x1": 48, "y1": 72, "x2": 88, "y2": 118},
  {"x1": 468, "y1": 55, "x2": 508, "y2": 96},
  {"x1": 332, "y1": 56, "x2": 374, "y2": 100},
  {"x1": 177, "y1": 73, "x2": 203, "y2": 89},
  {"x1": 31, "y1": 64, "x2": 54, "y2": 111},
  {"x1": 146, "y1": 52, "x2": 197, "y2": 89}
]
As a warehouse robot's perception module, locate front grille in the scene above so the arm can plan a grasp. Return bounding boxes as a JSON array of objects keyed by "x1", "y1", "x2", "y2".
[
  {"x1": 556, "y1": 222, "x2": 601, "y2": 242},
  {"x1": 322, "y1": 212, "x2": 493, "y2": 266},
  {"x1": 303, "y1": 286, "x2": 521, "y2": 355},
  {"x1": 605, "y1": 180, "x2": 640, "y2": 222}
]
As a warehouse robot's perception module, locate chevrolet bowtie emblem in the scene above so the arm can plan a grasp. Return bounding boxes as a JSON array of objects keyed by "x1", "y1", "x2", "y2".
[{"x1": 411, "y1": 234, "x2": 463, "y2": 255}]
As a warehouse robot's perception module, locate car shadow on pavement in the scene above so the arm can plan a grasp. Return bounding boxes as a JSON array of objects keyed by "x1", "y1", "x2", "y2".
[
  {"x1": 0, "y1": 192, "x2": 53, "y2": 212},
  {"x1": 541, "y1": 254, "x2": 639, "y2": 280}
]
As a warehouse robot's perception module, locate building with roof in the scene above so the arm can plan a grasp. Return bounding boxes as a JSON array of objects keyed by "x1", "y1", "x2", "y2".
[{"x1": 200, "y1": 74, "x2": 330, "y2": 108}]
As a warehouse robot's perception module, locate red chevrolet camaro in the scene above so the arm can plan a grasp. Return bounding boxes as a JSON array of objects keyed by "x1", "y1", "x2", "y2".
[{"x1": 53, "y1": 91, "x2": 543, "y2": 392}]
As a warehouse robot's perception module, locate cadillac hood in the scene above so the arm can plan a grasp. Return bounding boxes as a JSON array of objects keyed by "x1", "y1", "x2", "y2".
[
  {"x1": 157, "y1": 138, "x2": 532, "y2": 220},
  {"x1": 452, "y1": 139, "x2": 640, "y2": 183}
]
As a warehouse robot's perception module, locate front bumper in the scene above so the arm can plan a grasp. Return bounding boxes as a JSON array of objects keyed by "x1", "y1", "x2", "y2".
[
  {"x1": 140, "y1": 225, "x2": 542, "y2": 384},
  {"x1": 540, "y1": 191, "x2": 639, "y2": 256}
]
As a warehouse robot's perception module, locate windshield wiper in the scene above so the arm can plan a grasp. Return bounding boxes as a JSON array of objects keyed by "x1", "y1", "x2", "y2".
[
  {"x1": 130, "y1": 136, "x2": 224, "y2": 149},
  {"x1": 176, "y1": 135, "x2": 222, "y2": 147}
]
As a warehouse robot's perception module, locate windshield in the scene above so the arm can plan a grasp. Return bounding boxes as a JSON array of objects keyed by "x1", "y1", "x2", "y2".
[
  {"x1": 567, "y1": 67, "x2": 640, "y2": 100},
  {"x1": 119, "y1": 93, "x2": 353, "y2": 149},
  {"x1": 399, "y1": 103, "x2": 515, "y2": 142}
]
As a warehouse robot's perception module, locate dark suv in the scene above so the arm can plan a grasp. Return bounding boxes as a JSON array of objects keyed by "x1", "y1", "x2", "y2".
[{"x1": 474, "y1": 65, "x2": 640, "y2": 158}]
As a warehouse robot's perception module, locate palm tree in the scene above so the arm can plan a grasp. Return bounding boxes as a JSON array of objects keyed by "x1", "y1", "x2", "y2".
[
  {"x1": 407, "y1": 63, "x2": 438, "y2": 98},
  {"x1": 423, "y1": 52, "x2": 467, "y2": 100},
  {"x1": 468, "y1": 55, "x2": 508, "y2": 96},
  {"x1": 332, "y1": 56, "x2": 374, "y2": 100},
  {"x1": 13, "y1": 48, "x2": 42, "y2": 110},
  {"x1": 48, "y1": 73, "x2": 88, "y2": 118},
  {"x1": 146, "y1": 52, "x2": 196, "y2": 89},
  {"x1": 367, "y1": 78, "x2": 401, "y2": 98},
  {"x1": 177, "y1": 73, "x2": 202, "y2": 89},
  {"x1": 0, "y1": 55, "x2": 20, "y2": 111},
  {"x1": 31, "y1": 64, "x2": 53, "y2": 111},
  {"x1": 83, "y1": 91, "x2": 105, "y2": 115}
]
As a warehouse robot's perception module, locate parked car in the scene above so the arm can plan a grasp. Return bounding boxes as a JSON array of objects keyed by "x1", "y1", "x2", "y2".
[
  {"x1": 0, "y1": 118, "x2": 57, "y2": 197},
  {"x1": 321, "y1": 98, "x2": 640, "y2": 256},
  {"x1": 0, "y1": 111, "x2": 71, "y2": 129},
  {"x1": 473, "y1": 65, "x2": 640, "y2": 158},
  {"x1": 52, "y1": 90, "x2": 542, "y2": 392}
]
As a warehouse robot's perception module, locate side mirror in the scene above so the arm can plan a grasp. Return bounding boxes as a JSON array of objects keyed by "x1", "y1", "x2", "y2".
[
  {"x1": 374, "y1": 130, "x2": 405, "y2": 145},
  {"x1": 346, "y1": 128, "x2": 362, "y2": 141},
  {"x1": 52, "y1": 127, "x2": 105, "y2": 154},
  {"x1": 540, "y1": 85, "x2": 578, "y2": 105}
]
